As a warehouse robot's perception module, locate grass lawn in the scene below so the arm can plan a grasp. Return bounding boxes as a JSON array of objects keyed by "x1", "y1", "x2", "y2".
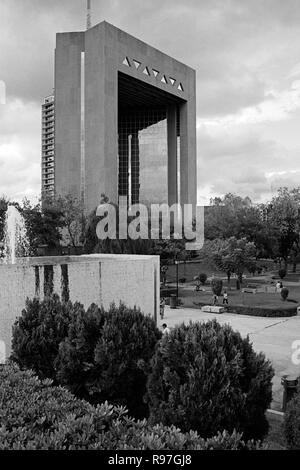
[
  {"x1": 164, "y1": 261, "x2": 300, "y2": 310},
  {"x1": 180, "y1": 286, "x2": 299, "y2": 308},
  {"x1": 166, "y1": 261, "x2": 227, "y2": 283}
]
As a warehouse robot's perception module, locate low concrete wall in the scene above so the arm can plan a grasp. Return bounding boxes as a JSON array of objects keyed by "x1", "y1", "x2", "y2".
[{"x1": 0, "y1": 254, "x2": 160, "y2": 361}]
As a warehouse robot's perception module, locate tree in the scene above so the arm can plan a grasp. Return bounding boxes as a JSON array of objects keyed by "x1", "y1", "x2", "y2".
[
  {"x1": 21, "y1": 198, "x2": 63, "y2": 255},
  {"x1": 265, "y1": 188, "x2": 300, "y2": 269},
  {"x1": 54, "y1": 194, "x2": 86, "y2": 250},
  {"x1": 200, "y1": 237, "x2": 257, "y2": 285},
  {"x1": 83, "y1": 195, "x2": 190, "y2": 264},
  {"x1": 0, "y1": 196, "x2": 9, "y2": 255}
]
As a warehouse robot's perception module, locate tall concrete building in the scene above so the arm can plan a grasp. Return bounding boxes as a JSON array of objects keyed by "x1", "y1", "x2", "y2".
[
  {"x1": 41, "y1": 94, "x2": 55, "y2": 198},
  {"x1": 54, "y1": 21, "x2": 197, "y2": 213}
]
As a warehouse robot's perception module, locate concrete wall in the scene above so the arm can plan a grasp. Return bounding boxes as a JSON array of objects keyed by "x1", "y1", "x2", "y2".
[
  {"x1": 0, "y1": 254, "x2": 159, "y2": 361},
  {"x1": 54, "y1": 21, "x2": 197, "y2": 213}
]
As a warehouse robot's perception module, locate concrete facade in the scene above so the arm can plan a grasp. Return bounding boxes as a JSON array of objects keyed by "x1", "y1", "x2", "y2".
[
  {"x1": 54, "y1": 21, "x2": 197, "y2": 213},
  {"x1": 0, "y1": 254, "x2": 160, "y2": 361}
]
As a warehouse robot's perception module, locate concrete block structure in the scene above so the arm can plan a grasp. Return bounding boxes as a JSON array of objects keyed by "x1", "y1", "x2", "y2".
[
  {"x1": 0, "y1": 254, "x2": 160, "y2": 361},
  {"x1": 54, "y1": 21, "x2": 197, "y2": 213}
]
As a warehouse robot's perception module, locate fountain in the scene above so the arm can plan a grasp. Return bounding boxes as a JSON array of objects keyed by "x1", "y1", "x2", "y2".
[{"x1": 2, "y1": 205, "x2": 29, "y2": 264}]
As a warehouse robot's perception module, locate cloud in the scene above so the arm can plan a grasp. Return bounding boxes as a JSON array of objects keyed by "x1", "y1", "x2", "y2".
[
  {"x1": 2, "y1": 0, "x2": 300, "y2": 202},
  {"x1": 199, "y1": 80, "x2": 300, "y2": 127},
  {"x1": 0, "y1": 99, "x2": 40, "y2": 201},
  {"x1": 196, "y1": 124, "x2": 300, "y2": 203}
]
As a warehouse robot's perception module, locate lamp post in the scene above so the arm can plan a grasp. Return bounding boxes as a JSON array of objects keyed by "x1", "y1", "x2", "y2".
[{"x1": 175, "y1": 259, "x2": 179, "y2": 299}]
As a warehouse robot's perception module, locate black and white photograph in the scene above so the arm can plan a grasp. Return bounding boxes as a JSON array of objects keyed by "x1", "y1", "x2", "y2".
[{"x1": 1, "y1": 0, "x2": 300, "y2": 457}]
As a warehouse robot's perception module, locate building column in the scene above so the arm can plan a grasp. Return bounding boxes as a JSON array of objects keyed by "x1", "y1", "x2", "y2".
[
  {"x1": 131, "y1": 131, "x2": 140, "y2": 205},
  {"x1": 179, "y1": 100, "x2": 197, "y2": 207},
  {"x1": 167, "y1": 105, "x2": 178, "y2": 206}
]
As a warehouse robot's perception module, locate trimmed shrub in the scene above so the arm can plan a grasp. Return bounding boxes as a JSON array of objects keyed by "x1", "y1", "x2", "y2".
[
  {"x1": 55, "y1": 303, "x2": 162, "y2": 419},
  {"x1": 281, "y1": 288, "x2": 289, "y2": 301},
  {"x1": 146, "y1": 320, "x2": 274, "y2": 440},
  {"x1": 11, "y1": 298, "x2": 162, "y2": 419},
  {"x1": 199, "y1": 273, "x2": 207, "y2": 285},
  {"x1": 211, "y1": 278, "x2": 223, "y2": 296},
  {"x1": 11, "y1": 295, "x2": 76, "y2": 380},
  {"x1": 0, "y1": 364, "x2": 263, "y2": 450},
  {"x1": 284, "y1": 386, "x2": 300, "y2": 449},
  {"x1": 278, "y1": 268, "x2": 287, "y2": 279}
]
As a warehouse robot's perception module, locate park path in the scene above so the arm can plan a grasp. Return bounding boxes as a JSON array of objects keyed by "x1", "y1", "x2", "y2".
[{"x1": 159, "y1": 306, "x2": 300, "y2": 410}]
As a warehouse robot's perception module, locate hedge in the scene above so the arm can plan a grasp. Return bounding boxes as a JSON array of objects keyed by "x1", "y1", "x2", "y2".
[
  {"x1": 0, "y1": 364, "x2": 263, "y2": 450},
  {"x1": 193, "y1": 301, "x2": 297, "y2": 317}
]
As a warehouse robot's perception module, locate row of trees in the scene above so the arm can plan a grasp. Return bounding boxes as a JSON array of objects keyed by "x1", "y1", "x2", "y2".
[
  {"x1": 204, "y1": 188, "x2": 300, "y2": 271},
  {"x1": 1, "y1": 187, "x2": 300, "y2": 273}
]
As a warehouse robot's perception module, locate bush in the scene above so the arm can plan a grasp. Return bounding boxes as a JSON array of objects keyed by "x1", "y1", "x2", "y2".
[
  {"x1": 54, "y1": 302, "x2": 162, "y2": 419},
  {"x1": 211, "y1": 278, "x2": 223, "y2": 296},
  {"x1": 12, "y1": 298, "x2": 161, "y2": 419},
  {"x1": 284, "y1": 386, "x2": 300, "y2": 449},
  {"x1": 279, "y1": 268, "x2": 287, "y2": 279},
  {"x1": 199, "y1": 273, "x2": 207, "y2": 285},
  {"x1": 11, "y1": 295, "x2": 76, "y2": 380},
  {"x1": 281, "y1": 288, "x2": 289, "y2": 301},
  {"x1": 146, "y1": 320, "x2": 274, "y2": 441},
  {"x1": 0, "y1": 364, "x2": 263, "y2": 450}
]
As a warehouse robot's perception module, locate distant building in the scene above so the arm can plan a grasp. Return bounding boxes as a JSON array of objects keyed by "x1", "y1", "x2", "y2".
[
  {"x1": 41, "y1": 94, "x2": 55, "y2": 199},
  {"x1": 52, "y1": 21, "x2": 197, "y2": 213}
]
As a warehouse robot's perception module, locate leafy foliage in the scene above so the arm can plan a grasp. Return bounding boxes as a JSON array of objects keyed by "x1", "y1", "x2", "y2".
[
  {"x1": 211, "y1": 278, "x2": 223, "y2": 296},
  {"x1": 281, "y1": 287, "x2": 289, "y2": 301},
  {"x1": 21, "y1": 197, "x2": 63, "y2": 254},
  {"x1": 284, "y1": 386, "x2": 300, "y2": 449},
  {"x1": 0, "y1": 196, "x2": 8, "y2": 248},
  {"x1": 83, "y1": 194, "x2": 190, "y2": 264},
  {"x1": 200, "y1": 237, "x2": 257, "y2": 284},
  {"x1": 11, "y1": 298, "x2": 161, "y2": 419},
  {"x1": 278, "y1": 268, "x2": 287, "y2": 279},
  {"x1": 56, "y1": 303, "x2": 162, "y2": 419},
  {"x1": 146, "y1": 320, "x2": 274, "y2": 441},
  {"x1": 0, "y1": 364, "x2": 263, "y2": 450},
  {"x1": 199, "y1": 273, "x2": 207, "y2": 285},
  {"x1": 266, "y1": 188, "x2": 300, "y2": 267},
  {"x1": 11, "y1": 295, "x2": 75, "y2": 380}
]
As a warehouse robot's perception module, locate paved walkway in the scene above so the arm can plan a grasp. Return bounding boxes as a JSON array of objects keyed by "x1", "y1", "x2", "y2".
[{"x1": 159, "y1": 306, "x2": 300, "y2": 410}]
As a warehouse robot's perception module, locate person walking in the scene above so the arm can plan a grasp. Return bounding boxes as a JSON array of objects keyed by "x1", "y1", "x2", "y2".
[
  {"x1": 212, "y1": 294, "x2": 218, "y2": 305},
  {"x1": 223, "y1": 290, "x2": 229, "y2": 305},
  {"x1": 160, "y1": 297, "x2": 166, "y2": 319},
  {"x1": 162, "y1": 323, "x2": 171, "y2": 335}
]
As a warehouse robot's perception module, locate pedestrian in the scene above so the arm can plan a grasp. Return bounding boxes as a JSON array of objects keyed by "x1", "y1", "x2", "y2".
[
  {"x1": 162, "y1": 323, "x2": 171, "y2": 335},
  {"x1": 160, "y1": 297, "x2": 166, "y2": 319},
  {"x1": 223, "y1": 290, "x2": 229, "y2": 305},
  {"x1": 212, "y1": 294, "x2": 218, "y2": 305},
  {"x1": 275, "y1": 281, "x2": 281, "y2": 292}
]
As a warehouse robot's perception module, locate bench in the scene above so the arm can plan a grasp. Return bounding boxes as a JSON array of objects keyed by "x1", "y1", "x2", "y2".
[{"x1": 201, "y1": 305, "x2": 225, "y2": 314}]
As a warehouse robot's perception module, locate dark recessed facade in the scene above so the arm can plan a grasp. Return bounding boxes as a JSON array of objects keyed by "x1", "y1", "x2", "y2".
[{"x1": 54, "y1": 21, "x2": 197, "y2": 212}]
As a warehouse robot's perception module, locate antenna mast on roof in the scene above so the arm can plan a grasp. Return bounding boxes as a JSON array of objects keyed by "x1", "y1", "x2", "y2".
[{"x1": 87, "y1": 0, "x2": 92, "y2": 30}]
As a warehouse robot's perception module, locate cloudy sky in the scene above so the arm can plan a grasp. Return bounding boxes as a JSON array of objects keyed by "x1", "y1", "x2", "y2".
[{"x1": 1, "y1": 0, "x2": 300, "y2": 204}]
